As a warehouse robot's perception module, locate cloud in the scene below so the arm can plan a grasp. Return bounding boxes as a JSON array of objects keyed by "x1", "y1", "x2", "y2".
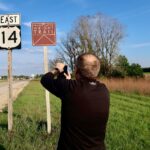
[
  {"x1": 70, "y1": 0, "x2": 88, "y2": 8},
  {"x1": 22, "y1": 47, "x2": 43, "y2": 53},
  {"x1": 0, "y1": 2, "x2": 12, "y2": 11},
  {"x1": 122, "y1": 41, "x2": 150, "y2": 50},
  {"x1": 21, "y1": 47, "x2": 54, "y2": 54},
  {"x1": 130, "y1": 42, "x2": 150, "y2": 48},
  {"x1": 56, "y1": 29, "x2": 66, "y2": 43},
  {"x1": 57, "y1": 30, "x2": 66, "y2": 37},
  {"x1": 12, "y1": 62, "x2": 44, "y2": 75},
  {"x1": 23, "y1": 22, "x2": 31, "y2": 28},
  {"x1": 115, "y1": 6, "x2": 150, "y2": 19}
]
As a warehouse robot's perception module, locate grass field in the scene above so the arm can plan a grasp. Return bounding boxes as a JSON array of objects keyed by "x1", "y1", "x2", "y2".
[
  {"x1": 102, "y1": 77, "x2": 150, "y2": 96},
  {"x1": 0, "y1": 81, "x2": 150, "y2": 150}
]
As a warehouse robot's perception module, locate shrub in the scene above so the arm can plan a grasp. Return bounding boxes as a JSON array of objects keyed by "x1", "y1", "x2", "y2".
[
  {"x1": 128, "y1": 63, "x2": 144, "y2": 78},
  {"x1": 111, "y1": 69, "x2": 125, "y2": 78}
]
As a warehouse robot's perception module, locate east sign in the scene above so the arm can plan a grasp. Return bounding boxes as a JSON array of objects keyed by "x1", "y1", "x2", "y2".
[{"x1": 0, "y1": 14, "x2": 21, "y2": 50}]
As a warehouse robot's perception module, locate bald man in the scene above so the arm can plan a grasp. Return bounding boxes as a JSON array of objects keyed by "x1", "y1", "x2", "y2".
[{"x1": 41, "y1": 53, "x2": 110, "y2": 150}]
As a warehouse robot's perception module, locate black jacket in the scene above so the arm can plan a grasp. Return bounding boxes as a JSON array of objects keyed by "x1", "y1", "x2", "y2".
[{"x1": 41, "y1": 72, "x2": 110, "y2": 150}]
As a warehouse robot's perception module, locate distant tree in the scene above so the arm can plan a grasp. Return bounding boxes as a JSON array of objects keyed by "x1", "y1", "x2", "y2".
[
  {"x1": 34, "y1": 74, "x2": 43, "y2": 79},
  {"x1": 142, "y1": 67, "x2": 150, "y2": 73},
  {"x1": 111, "y1": 69, "x2": 125, "y2": 78},
  {"x1": 1, "y1": 76, "x2": 7, "y2": 80},
  {"x1": 111, "y1": 55, "x2": 130, "y2": 77},
  {"x1": 128, "y1": 63, "x2": 143, "y2": 78},
  {"x1": 57, "y1": 13, "x2": 124, "y2": 75},
  {"x1": 116, "y1": 55, "x2": 129, "y2": 70}
]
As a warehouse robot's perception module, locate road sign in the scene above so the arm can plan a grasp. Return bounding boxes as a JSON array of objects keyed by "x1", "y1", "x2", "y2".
[
  {"x1": 32, "y1": 22, "x2": 56, "y2": 46},
  {"x1": 0, "y1": 14, "x2": 20, "y2": 26},
  {"x1": 0, "y1": 26, "x2": 21, "y2": 49},
  {"x1": 31, "y1": 22, "x2": 56, "y2": 134},
  {"x1": 0, "y1": 14, "x2": 21, "y2": 50}
]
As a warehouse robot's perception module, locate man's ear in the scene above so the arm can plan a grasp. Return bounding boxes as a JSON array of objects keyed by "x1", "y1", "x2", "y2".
[
  {"x1": 75, "y1": 66, "x2": 80, "y2": 76},
  {"x1": 74, "y1": 66, "x2": 80, "y2": 80}
]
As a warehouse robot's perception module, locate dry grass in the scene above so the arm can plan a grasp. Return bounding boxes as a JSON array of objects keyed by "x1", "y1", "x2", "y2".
[{"x1": 101, "y1": 75, "x2": 150, "y2": 95}]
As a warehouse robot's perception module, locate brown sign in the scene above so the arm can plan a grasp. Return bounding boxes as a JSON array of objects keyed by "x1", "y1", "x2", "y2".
[{"x1": 32, "y1": 22, "x2": 56, "y2": 46}]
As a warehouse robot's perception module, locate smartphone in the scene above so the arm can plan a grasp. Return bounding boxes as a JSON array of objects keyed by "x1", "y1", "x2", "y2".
[
  {"x1": 64, "y1": 65, "x2": 68, "y2": 75},
  {"x1": 58, "y1": 65, "x2": 68, "y2": 79}
]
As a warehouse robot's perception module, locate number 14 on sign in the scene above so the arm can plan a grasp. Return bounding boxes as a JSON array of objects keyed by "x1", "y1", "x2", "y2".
[{"x1": 0, "y1": 27, "x2": 21, "y2": 49}]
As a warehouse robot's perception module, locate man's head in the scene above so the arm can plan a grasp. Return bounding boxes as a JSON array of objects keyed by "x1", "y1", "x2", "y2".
[{"x1": 75, "y1": 53, "x2": 100, "y2": 80}]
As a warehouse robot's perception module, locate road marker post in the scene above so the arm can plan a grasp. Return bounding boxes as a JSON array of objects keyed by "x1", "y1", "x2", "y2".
[
  {"x1": 32, "y1": 22, "x2": 56, "y2": 134},
  {"x1": 0, "y1": 14, "x2": 21, "y2": 131}
]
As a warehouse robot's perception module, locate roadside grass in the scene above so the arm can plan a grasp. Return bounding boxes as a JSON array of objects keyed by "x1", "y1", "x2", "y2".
[
  {"x1": 0, "y1": 80, "x2": 61, "y2": 150},
  {"x1": 0, "y1": 80, "x2": 150, "y2": 150},
  {"x1": 0, "y1": 80, "x2": 6, "y2": 83}
]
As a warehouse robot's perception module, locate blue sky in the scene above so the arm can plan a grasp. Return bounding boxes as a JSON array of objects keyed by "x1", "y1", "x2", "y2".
[{"x1": 0, "y1": 0, "x2": 150, "y2": 75}]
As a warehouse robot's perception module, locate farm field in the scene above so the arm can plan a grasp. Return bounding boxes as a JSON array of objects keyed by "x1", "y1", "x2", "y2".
[{"x1": 0, "y1": 80, "x2": 150, "y2": 150}]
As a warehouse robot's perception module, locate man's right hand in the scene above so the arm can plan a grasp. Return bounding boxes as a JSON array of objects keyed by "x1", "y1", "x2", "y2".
[{"x1": 64, "y1": 72, "x2": 71, "y2": 80}]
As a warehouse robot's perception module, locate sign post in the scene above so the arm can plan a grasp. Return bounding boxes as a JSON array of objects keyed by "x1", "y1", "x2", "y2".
[
  {"x1": 44, "y1": 46, "x2": 51, "y2": 133},
  {"x1": 8, "y1": 49, "x2": 13, "y2": 131},
  {"x1": 0, "y1": 14, "x2": 21, "y2": 131},
  {"x1": 32, "y1": 22, "x2": 56, "y2": 134}
]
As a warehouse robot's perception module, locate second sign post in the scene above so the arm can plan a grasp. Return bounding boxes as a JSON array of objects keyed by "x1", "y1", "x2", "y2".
[{"x1": 32, "y1": 22, "x2": 56, "y2": 134}]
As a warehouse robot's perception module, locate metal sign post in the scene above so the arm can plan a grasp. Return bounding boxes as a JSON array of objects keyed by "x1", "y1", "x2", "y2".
[
  {"x1": 0, "y1": 14, "x2": 21, "y2": 131},
  {"x1": 32, "y1": 22, "x2": 56, "y2": 134}
]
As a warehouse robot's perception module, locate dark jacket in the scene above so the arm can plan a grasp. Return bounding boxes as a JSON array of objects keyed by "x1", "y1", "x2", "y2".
[{"x1": 41, "y1": 72, "x2": 110, "y2": 150}]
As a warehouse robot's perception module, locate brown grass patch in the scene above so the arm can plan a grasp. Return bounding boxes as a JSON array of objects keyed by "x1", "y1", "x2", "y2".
[{"x1": 100, "y1": 76, "x2": 150, "y2": 95}]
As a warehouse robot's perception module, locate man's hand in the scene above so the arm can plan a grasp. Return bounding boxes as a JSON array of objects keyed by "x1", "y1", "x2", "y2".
[
  {"x1": 54, "y1": 62, "x2": 71, "y2": 80},
  {"x1": 55, "y1": 63, "x2": 65, "y2": 73},
  {"x1": 64, "y1": 72, "x2": 71, "y2": 80}
]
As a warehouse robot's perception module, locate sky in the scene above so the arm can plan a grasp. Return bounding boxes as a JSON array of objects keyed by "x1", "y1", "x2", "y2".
[{"x1": 0, "y1": 0, "x2": 150, "y2": 75}]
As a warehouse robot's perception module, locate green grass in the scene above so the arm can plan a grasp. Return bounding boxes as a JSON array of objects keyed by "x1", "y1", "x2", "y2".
[
  {"x1": 0, "y1": 81, "x2": 150, "y2": 150},
  {"x1": 144, "y1": 72, "x2": 150, "y2": 74},
  {"x1": 0, "y1": 80, "x2": 6, "y2": 83},
  {"x1": 106, "y1": 93, "x2": 150, "y2": 150},
  {"x1": 0, "y1": 81, "x2": 61, "y2": 150}
]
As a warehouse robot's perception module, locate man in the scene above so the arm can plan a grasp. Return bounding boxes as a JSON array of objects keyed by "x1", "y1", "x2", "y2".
[{"x1": 41, "y1": 53, "x2": 110, "y2": 150}]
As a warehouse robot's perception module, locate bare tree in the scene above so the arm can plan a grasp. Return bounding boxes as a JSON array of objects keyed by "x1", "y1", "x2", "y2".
[
  {"x1": 57, "y1": 33, "x2": 82, "y2": 72},
  {"x1": 57, "y1": 13, "x2": 124, "y2": 76},
  {"x1": 94, "y1": 14, "x2": 123, "y2": 75}
]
